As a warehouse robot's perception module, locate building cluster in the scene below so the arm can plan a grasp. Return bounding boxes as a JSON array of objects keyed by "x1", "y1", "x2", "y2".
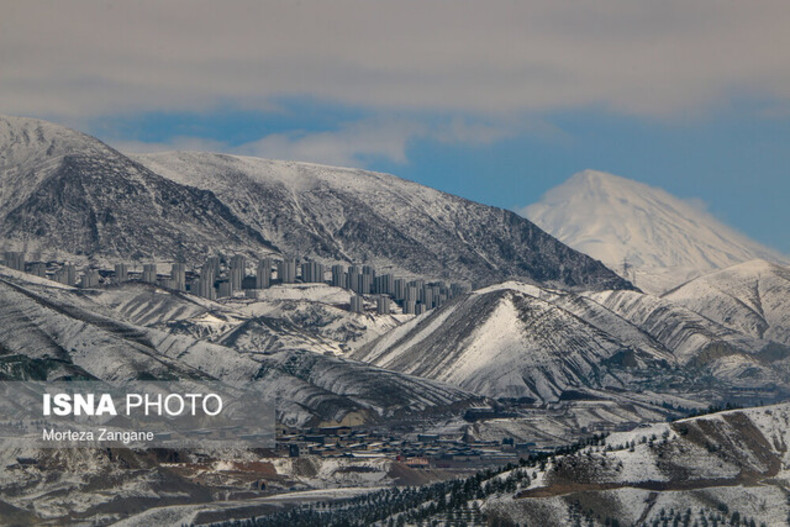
[
  {"x1": 1, "y1": 251, "x2": 468, "y2": 316},
  {"x1": 276, "y1": 425, "x2": 524, "y2": 468}
]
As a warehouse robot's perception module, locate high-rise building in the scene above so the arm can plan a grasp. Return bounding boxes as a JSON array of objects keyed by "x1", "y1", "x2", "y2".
[
  {"x1": 64, "y1": 264, "x2": 76, "y2": 286},
  {"x1": 409, "y1": 279, "x2": 425, "y2": 302},
  {"x1": 423, "y1": 287, "x2": 434, "y2": 310},
  {"x1": 393, "y1": 278, "x2": 406, "y2": 301},
  {"x1": 403, "y1": 300, "x2": 416, "y2": 315},
  {"x1": 80, "y1": 269, "x2": 100, "y2": 288},
  {"x1": 278, "y1": 258, "x2": 297, "y2": 283},
  {"x1": 217, "y1": 280, "x2": 232, "y2": 298},
  {"x1": 256, "y1": 258, "x2": 272, "y2": 289},
  {"x1": 432, "y1": 285, "x2": 441, "y2": 306},
  {"x1": 405, "y1": 285, "x2": 418, "y2": 304},
  {"x1": 29, "y1": 262, "x2": 46, "y2": 278},
  {"x1": 230, "y1": 255, "x2": 246, "y2": 292},
  {"x1": 300, "y1": 261, "x2": 325, "y2": 283},
  {"x1": 195, "y1": 273, "x2": 216, "y2": 300},
  {"x1": 376, "y1": 295, "x2": 391, "y2": 315},
  {"x1": 171, "y1": 263, "x2": 186, "y2": 291},
  {"x1": 204, "y1": 257, "x2": 220, "y2": 278},
  {"x1": 358, "y1": 273, "x2": 372, "y2": 294},
  {"x1": 348, "y1": 266, "x2": 361, "y2": 293},
  {"x1": 331, "y1": 264, "x2": 347, "y2": 288},
  {"x1": 114, "y1": 263, "x2": 129, "y2": 284},
  {"x1": 53, "y1": 267, "x2": 66, "y2": 284},
  {"x1": 374, "y1": 274, "x2": 393, "y2": 295},
  {"x1": 142, "y1": 264, "x2": 157, "y2": 284},
  {"x1": 350, "y1": 295, "x2": 364, "y2": 313}
]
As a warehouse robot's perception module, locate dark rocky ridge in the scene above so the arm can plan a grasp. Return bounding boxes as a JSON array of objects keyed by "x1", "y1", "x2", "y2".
[{"x1": 136, "y1": 151, "x2": 636, "y2": 291}]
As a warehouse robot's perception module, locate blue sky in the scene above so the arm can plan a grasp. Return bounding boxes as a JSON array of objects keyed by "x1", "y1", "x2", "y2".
[{"x1": 3, "y1": 1, "x2": 789, "y2": 253}]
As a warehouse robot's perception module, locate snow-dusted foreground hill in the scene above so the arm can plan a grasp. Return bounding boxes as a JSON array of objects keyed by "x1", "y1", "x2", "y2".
[
  {"x1": 523, "y1": 170, "x2": 788, "y2": 293},
  {"x1": 483, "y1": 403, "x2": 790, "y2": 526},
  {"x1": 141, "y1": 404, "x2": 790, "y2": 526}
]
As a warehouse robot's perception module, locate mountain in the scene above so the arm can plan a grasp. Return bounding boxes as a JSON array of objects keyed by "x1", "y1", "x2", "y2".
[
  {"x1": 0, "y1": 115, "x2": 276, "y2": 263},
  {"x1": 522, "y1": 170, "x2": 787, "y2": 293},
  {"x1": 0, "y1": 114, "x2": 635, "y2": 291},
  {"x1": 0, "y1": 266, "x2": 480, "y2": 427},
  {"x1": 353, "y1": 281, "x2": 790, "y2": 403},
  {"x1": 132, "y1": 151, "x2": 633, "y2": 290},
  {"x1": 663, "y1": 259, "x2": 790, "y2": 346}
]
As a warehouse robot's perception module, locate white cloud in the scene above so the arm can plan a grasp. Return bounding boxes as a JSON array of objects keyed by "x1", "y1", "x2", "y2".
[
  {"x1": 111, "y1": 117, "x2": 524, "y2": 168},
  {"x1": 109, "y1": 136, "x2": 229, "y2": 155},
  {"x1": 236, "y1": 120, "x2": 423, "y2": 167},
  {"x1": 3, "y1": 1, "x2": 790, "y2": 120}
]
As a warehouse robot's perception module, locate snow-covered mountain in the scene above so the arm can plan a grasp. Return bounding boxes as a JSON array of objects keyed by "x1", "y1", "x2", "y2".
[
  {"x1": 131, "y1": 151, "x2": 633, "y2": 290},
  {"x1": 353, "y1": 279, "x2": 790, "y2": 403},
  {"x1": 663, "y1": 259, "x2": 790, "y2": 346},
  {"x1": 522, "y1": 170, "x2": 787, "y2": 293},
  {"x1": 0, "y1": 114, "x2": 635, "y2": 291},
  {"x1": 0, "y1": 115, "x2": 275, "y2": 263}
]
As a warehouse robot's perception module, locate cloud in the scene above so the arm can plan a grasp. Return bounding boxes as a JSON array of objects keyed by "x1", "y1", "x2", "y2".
[
  {"x1": 3, "y1": 1, "x2": 790, "y2": 120},
  {"x1": 110, "y1": 117, "x2": 523, "y2": 168},
  {"x1": 109, "y1": 136, "x2": 229, "y2": 155},
  {"x1": 236, "y1": 120, "x2": 423, "y2": 167}
]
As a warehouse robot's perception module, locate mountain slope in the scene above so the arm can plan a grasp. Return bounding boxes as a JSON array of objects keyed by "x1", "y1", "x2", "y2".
[
  {"x1": 485, "y1": 403, "x2": 790, "y2": 526},
  {"x1": 0, "y1": 266, "x2": 479, "y2": 427},
  {"x1": 0, "y1": 115, "x2": 276, "y2": 262},
  {"x1": 353, "y1": 281, "x2": 790, "y2": 402},
  {"x1": 522, "y1": 170, "x2": 787, "y2": 293},
  {"x1": 133, "y1": 151, "x2": 634, "y2": 290},
  {"x1": 663, "y1": 259, "x2": 790, "y2": 346}
]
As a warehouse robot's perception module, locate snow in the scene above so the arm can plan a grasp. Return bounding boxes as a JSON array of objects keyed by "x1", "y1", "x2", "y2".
[
  {"x1": 664, "y1": 259, "x2": 790, "y2": 345},
  {"x1": 523, "y1": 169, "x2": 789, "y2": 293}
]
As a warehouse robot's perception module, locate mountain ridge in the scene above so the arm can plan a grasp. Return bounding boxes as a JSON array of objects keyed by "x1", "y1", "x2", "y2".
[
  {"x1": 353, "y1": 270, "x2": 790, "y2": 403},
  {"x1": 133, "y1": 151, "x2": 636, "y2": 290},
  {"x1": 0, "y1": 115, "x2": 634, "y2": 292}
]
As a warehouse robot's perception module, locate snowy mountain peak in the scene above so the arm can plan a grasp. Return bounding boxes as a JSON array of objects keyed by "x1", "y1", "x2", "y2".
[
  {"x1": 0, "y1": 114, "x2": 112, "y2": 169},
  {"x1": 522, "y1": 170, "x2": 787, "y2": 293}
]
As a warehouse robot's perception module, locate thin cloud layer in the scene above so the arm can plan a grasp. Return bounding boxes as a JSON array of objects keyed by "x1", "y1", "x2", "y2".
[
  {"x1": 3, "y1": 1, "x2": 790, "y2": 119},
  {"x1": 113, "y1": 117, "x2": 521, "y2": 168}
]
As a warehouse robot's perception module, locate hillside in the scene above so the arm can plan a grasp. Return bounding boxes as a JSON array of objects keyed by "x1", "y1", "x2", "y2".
[
  {"x1": 0, "y1": 266, "x2": 479, "y2": 427},
  {"x1": 0, "y1": 115, "x2": 275, "y2": 263},
  {"x1": 133, "y1": 151, "x2": 633, "y2": 290},
  {"x1": 353, "y1": 280, "x2": 790, "y2": 403},
  {"x1": 663, "y1": 259, "x2": 790, "y2": 346}
]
